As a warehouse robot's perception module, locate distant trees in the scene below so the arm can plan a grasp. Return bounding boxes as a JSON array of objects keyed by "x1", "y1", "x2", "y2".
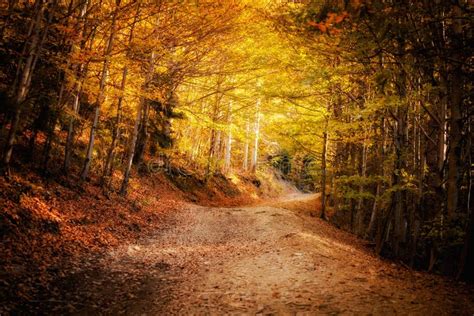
[
  {"x1": 1, "y1": 0, "x2": 470, "y2": 281},
  {"x1": 273, "y1": 0, "x2": 473, "y2": 279}
]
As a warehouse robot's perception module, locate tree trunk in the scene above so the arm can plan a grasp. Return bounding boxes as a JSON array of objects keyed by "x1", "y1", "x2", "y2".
[
  {"x1": 120, "y1": 50, "x2": 156, "y2": 196},
  {"x1": 356, "y1": 141, "x2": 367, "y2": 235},
  {"x1": 102, "y1": 4, "x2": 138, "y2": 186},
  {"x1": 41, "y1": 117, "x2": 57, "y2": 174},
  {"x1": 446, "y1": 69, "x2": 463, "y2": 217},
  {"x1": 250, "y1": 99, "x2": 260, "y2": 173},
  {"x1": 215, "y1": 130, "x2": 222, "y2": 170},
  {"x1": 320, "y1": 120, "x2": 328, "y2": 220},
  {"x1": 80, "y1": 0, "x2": 120, "y2": 181},
  {"x1": 133, "y1": 100, "x2": 150, "y2": 165},
  {"x1": 367, "y1": 182, "x2": 380, "y2": 238},
  {"x1": 457, "y1": 120, "x2": 473, "y2": 280},
  {"x1": 393, "y1": 112, "x2": 406, "y2": 257},
  {"x1": 391, "y1": 35, "x2": 409, "y2": 257},
  {"x1": 437, "y1": 81, "x2": 447, "y2": 176},
  {"x1": 120, "y1": 98, "x2": 143, "y2": 196},
  {"x1": 63, "y1": 0, "x2": 90, "y2": 174},
  {"x1": 28, "y1": 128, "x2": 38, "y2": 159},
  {"x1": 206, "y1": 128, "x2": 216, "y2": 177},
  {"x1": 242, "y1": 119, "x2": 249, "y2": 171},
  {"x1": 102, "y1": 67, "x2": 126, "y2": 185},
  {"x1": 11, "y1": 0, "x2": 41, "y2": 95},
  {"x1": 191, "y1": 127, "x2": 202, "y2": 162},
  {"x1": 349, "y1": 143, "x2": 357, "y2": 232},
  {"x1": 224, "y1": 101, "x2": 232, "y2": 173},
  {"x1": 446, "y1": 3, "x2": 465, "y2": 217},
  {"x1": 367, "y1": 118, "x2": 386, "y2": 238},
  {"x1": 63, "y1": 76, "x2": 83, "y2": 173},
  {"x1": 2, "y1": 0, "x2": 44, "y2": 171}
]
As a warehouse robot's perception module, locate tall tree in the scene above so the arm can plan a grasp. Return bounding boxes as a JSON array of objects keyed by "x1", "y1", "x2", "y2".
[{"x1": 80, "y1": 0, "x2": 121, "y2": 181}]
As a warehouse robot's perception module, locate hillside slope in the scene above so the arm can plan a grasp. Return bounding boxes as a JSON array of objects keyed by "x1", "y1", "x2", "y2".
[{"x1": 0, "y1": 167, "x2": 291, "y2": 314}]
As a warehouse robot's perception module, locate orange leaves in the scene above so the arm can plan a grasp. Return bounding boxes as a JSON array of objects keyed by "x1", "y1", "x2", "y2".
[
  {"x1": 308, "y1": 21, "x2": 327, "y2": 33},
  {"x1": 19, "y1": 194, "x2": 63, "y2": 223},
  {"x1": 350, "y1": 0, "x2": 362, "y2": 9},
  {"x1": 54, "y1": 24, "x2": 77, "y2": 36},
  {"x1": 308, "y1": 11, "x2": 348, "y2": 35},
  {"x1": 327, "y1": 12, "x2": 349, "y2": 25}
]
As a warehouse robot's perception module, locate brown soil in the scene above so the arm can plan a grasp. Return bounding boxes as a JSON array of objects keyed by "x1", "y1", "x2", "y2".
[
  {"x1": 29, "y1": 193, "x2": 474, "y2": 315},
  {"x1": 0, "y1": 168, "x2": 261, "y2": 314}
]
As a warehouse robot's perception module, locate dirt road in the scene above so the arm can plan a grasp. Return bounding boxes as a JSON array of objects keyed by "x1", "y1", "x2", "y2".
[{"x1": 48, "y1": 194, "x2": 473, "y2": 315}]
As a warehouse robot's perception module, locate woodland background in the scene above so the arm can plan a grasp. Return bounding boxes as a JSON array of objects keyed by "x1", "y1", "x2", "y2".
[{"x1": 0, "y1": 0, "x2": 473, "y2": 291}]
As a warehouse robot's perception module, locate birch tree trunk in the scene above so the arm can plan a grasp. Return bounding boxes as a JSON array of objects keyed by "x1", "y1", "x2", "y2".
[
  {"x1": 224, "y1": 101, "x2": 232, "y2": 173},
  {"x1": 120, "y1": 50, "x2": 156, "y2": 195},
  {"x1": 80, "y1": 0, "x2": 120, "y2": 181},
  {"x1": 206, "y1": 129, "x2": 216, "y2": 177},
  {"x1": 120, "y1": 99, "x2": 143, "y2": 195},
  {"x1": 250, "y1": 99, "x2": 260, "y2": 173},
  {"x1": 191, "y1": 127, "x2": 202, "y2": 162},
  {"x1": 102, "y1": 4, "x2": 139, "y2": 186},
  {"x1": 242, "y1": 119, "x2": 249, "y2": 171},
  {"x1": 215, "y1": 130, "x2": 222, "y2": 170},
  {"x1": 102, "y1": 67, "x2": 126, "y2": 185}
]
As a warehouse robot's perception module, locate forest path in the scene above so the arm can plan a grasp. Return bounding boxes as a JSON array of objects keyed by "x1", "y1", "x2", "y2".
[{"x1": 61, "y1": 193, "x2": 473, "y2": 315}]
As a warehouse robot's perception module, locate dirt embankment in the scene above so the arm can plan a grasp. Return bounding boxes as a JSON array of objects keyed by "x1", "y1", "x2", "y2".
[{"x1": 0, "y1": 167, "x2": 285, "y2": 314}]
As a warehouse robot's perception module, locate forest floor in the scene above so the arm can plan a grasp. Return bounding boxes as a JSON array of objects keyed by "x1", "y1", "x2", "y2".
[{"x1": 21, "y1": 193, "x2": 474, "y2": 315}]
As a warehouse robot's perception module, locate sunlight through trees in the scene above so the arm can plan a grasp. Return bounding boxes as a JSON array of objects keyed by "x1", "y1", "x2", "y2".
[{"x1": 0, "y1": 0, "x2": 472, "y2": 282}]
